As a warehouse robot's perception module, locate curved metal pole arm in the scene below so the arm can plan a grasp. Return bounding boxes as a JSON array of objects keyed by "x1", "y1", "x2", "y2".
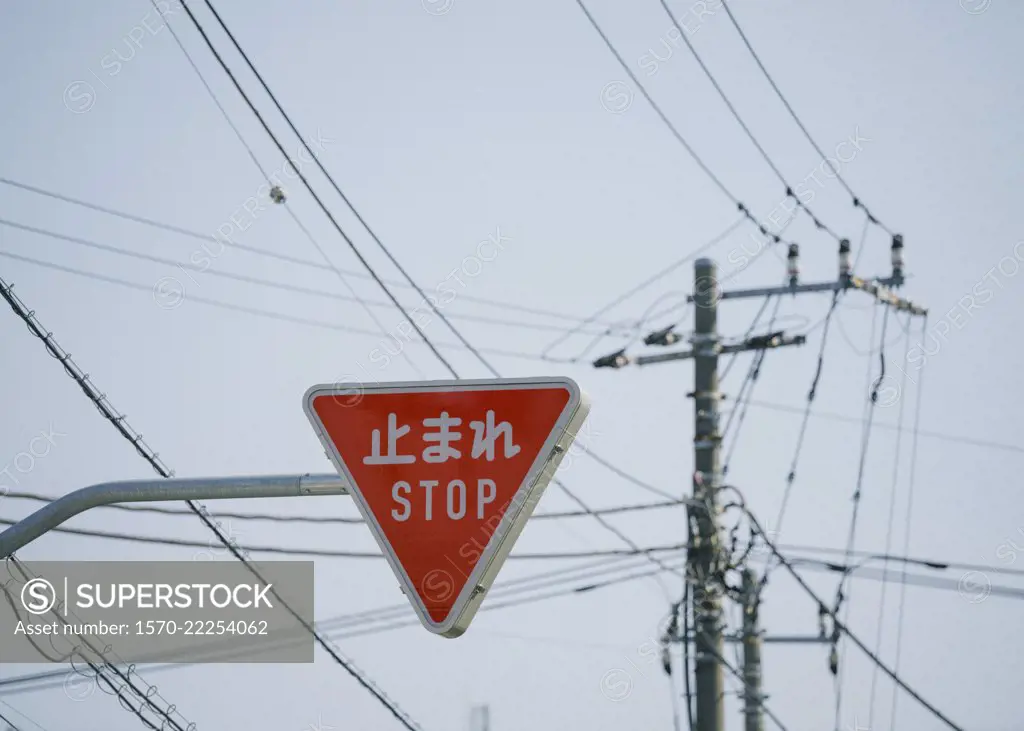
[{"x1": 0, "y1": 473, "x2": 347, "y2": 557}]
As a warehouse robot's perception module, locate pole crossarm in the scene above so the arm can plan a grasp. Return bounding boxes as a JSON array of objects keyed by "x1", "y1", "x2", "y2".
[
  {"x1": 634, "y1": 334, "x2": 806, "y2": 367},
  {"x1": 700, "y1": 274, "x2": 926, "y2": 316},
  {"x1": 846, "y1": 275, "x2": 928, "y2": 315},
  {"x1": 0, "y1": 473, "x2": 348, "y2": 557}
]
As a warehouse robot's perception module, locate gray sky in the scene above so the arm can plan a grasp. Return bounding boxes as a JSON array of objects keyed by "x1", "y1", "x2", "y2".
[{"x1": 1, "y1": 1, "x2": 1022, "y2": 729}]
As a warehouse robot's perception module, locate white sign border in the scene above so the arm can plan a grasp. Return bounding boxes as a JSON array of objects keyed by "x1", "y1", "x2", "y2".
[{"x1": 303, "y1": 376, "x2": 591, "y2": 638}]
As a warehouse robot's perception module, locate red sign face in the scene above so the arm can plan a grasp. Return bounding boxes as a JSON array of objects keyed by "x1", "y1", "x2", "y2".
[{"x1": 304, "y1": 378, "x2": 588, "y2": 637}]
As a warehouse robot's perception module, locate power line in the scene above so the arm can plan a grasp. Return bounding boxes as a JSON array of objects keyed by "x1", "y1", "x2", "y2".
[
  {"x1": 769, "y1": 212, "x2": 871, "y2": 548},
  {"x1": 2, "y1": 557, "x2": 193, "y2": 731},
  {"x1": 149, "y1": 0, "x2": 432, "y2": 379},
  {"x1": 720, "y1": 291, "x2": 775, "y2": 385},
  {"x1": 0, "y1": 709, "x2": 23, "y2": 731},
  {"x1": 889, "y1": 315, "x2": 928, "y2": 729},
  {"x1": 1, "y1": 490, "x2": 684, "y2": 524},
  {"x1": 539, "y1": 215, "x2": 745, "y2": 359},
  {"x1": 727, "y1": 486, "x2": 964, "y2": 731},
  {"x1": 0, "y1": 518, "x2": 687, "y2": 560},
  {"x1": 773, "y1": 291, "x2": 838, "y2": 539},
  {"x1": 718, "y1": 0, "x2": 894, "y2": 237},
  {"x1": 181, "y1": 1, "x2": 699, "y2": 550},
  {"x1": 0, "y1": 175, "x2": 609, "y2": 328},
  {"x1": 548, "y1": 479, "x2": 686, "y2": 598},
  {"x1": 148, "y1": 0, "x2": 268, "y2": 180},
  {"x1": 721, "y1": 291, "x2": 783, "y2": 475},
  {"x1": 832, "y1": 299, "x2": 888, "y2": 731},
  {"x1": 570, "y1": 448, "x2": 681, "y2": 501},
  {"x1": 2, "y1": 544, "x2": 1018, "y2": 698},
  {"x1": 779, "y1": 557, "x2": 1024, "y2": 600},
  {"x1": 743, "y1": 397, "x2": 1023, "y2": 456},
  {"x1": 572, "y1": 0, "x2": 808, "y2": 255},
  {"x1": 320, "y1": 554, "x2": 673, "y2": 630},
  {"x1": 0, "y1": 273, "x2": 426, "y2": 731},
  {"x1": 656, "y1": 0, "x2": 843, "y2": 243},
  {"x1": 0, "y1": 217, "x2": 610, "y2": 337},
  {"x1": 0, "y1": 700, "x2": 48, "y2": 731},
  {"x1": 6, "y1": 498, "x2": 1018, "y2": 581},
  {"x1": 0, "y1": 249, "x2": 564, "y2": 364},
  {"x1": 0, "y1": 555, "x2": 693, "y2": 695},
  {"x1": 2, "y1": 243, "x2": 683, "y2": 509},
  {"x1": 188, "y1": 0, "x2": 461, "y2": 377},
  {"x1": 182, "y1": 1, "x2": 697, "y2": 545},
  {"x1": 867, "y1": 311, "x2": 912, "y2": 728}
]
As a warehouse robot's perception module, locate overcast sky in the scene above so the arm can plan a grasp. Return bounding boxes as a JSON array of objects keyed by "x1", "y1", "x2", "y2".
[{"x1": 1, "y1": 1, "x2": 1023, "y2": 730}]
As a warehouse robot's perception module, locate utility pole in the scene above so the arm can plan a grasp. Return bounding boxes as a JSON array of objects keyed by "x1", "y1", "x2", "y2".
[
  {"x1": 691, "y1": 257, "x2": 725, "y2": 731},
  {"x1": 741, "y1": 568, "x2": 764, "y2": 731},
  {"x1": 594, "y1": 235, "x2": 928, "y2": 731}
]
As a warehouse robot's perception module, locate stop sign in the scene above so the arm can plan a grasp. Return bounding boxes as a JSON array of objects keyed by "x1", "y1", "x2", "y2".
[{"x1": 304, "y1": 377, "x2": 590, "y2": 637}]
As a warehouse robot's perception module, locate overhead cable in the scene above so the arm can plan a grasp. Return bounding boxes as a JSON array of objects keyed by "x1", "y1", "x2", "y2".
[
  {"x1": 0, "y1": 273, "x2": 426, "y2": 731},
  {"x1": 718, "y1": 0, "x2": 895, "y2": 236},
  {"x1": 889, "y1": 315, "x2": 928, "y2": 729},
  {"x1": 0, "y1": 175, "x2": 608, "y2": 328},
  {"x1": 656, "y1": 0, "x2": 844, "y2": 242},
  {"x1": 723, "y1": 485, "x2": 964, "y2": 731}
]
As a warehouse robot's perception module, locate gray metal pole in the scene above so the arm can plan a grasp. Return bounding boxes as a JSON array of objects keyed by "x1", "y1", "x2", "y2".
[
  {"x1": 742, "y1": 569, "x2": 764, "y2": 731},
  {"x1": 692, "y1": 257, "x2": 725, "y2": 731},
  {"x1": 0, "y1": 473, "x2": 347, "y2": 557}
]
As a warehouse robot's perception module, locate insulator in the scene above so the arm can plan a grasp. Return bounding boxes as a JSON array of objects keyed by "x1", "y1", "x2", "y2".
[
  {"x1": 644, "y1": 325, "x2": 681, "y2": 347},
  {"x1": 891, "y1": 234, "x2": 905, "y2": 273},
  {"x1": 838, "y1": 238, "x2": 852, "y2": 277},
  {"x1": 593, "y1": 349, "x2": 629, "y2": 369},
  {"x1": 787, "y1": 244, "x2": 799, "y2": 286}
]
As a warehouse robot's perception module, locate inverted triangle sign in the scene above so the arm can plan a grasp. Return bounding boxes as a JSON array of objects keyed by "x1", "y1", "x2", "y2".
[{"x1": 303, "y1": 377, "x2": 591, "y2": 637}]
